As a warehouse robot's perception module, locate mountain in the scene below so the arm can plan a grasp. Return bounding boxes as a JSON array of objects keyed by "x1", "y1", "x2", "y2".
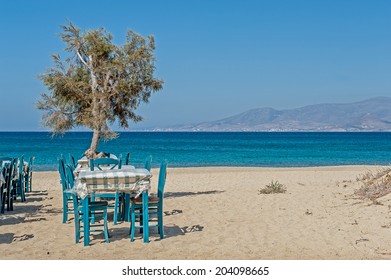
[{"x1": 161, "y1": 97, "x2": 391, "y2": 132}]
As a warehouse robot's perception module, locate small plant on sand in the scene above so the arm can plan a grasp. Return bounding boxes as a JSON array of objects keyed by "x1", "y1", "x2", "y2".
[
  {"x1": 258, "y1": 180, "x2": 287, "y2": 194},
  {"x1": 355, "y1": 168, "x2": 391, "y2": 202}
]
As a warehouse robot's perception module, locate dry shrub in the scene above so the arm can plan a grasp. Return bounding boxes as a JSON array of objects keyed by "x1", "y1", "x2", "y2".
[
  {"x1": 355, "y1": 168, "x2": 391, "y2": 201},
  {"x1": 259, "y1": 180, "x2": 287, "y2": 194}
]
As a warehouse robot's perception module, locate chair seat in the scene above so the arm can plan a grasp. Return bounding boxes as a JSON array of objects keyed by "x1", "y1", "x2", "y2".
[
  {"x1": 89, "y1": 201, "x2": 109, "y2": 208},
  {"x1": 130, "y1": 196, "x2": 160, "y2": 205}
]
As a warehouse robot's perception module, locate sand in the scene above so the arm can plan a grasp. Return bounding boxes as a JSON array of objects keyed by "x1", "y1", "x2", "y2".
[{"x1": 1, "y1": 165, "x2": 391, "y2": 260}]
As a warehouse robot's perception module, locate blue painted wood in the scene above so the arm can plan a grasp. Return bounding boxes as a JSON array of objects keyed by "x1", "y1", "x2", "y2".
[
  {"x1": 24, "y1": 156, "x2": 34, "y2": 193},
  {"x1": 58, "y1": 158, "x2": 73, "y2": 223},
  {"x1": 90, "y1": 156, "x2": 123, "y2": 225},
  {"x1": 13, "y1": 156, "x2": 26, "y2": 202},
  {"x1": 130, "y1": 161, "x2": 167, "y2": 242},
  {"x1": 122, "y1": 152, "x2": 130, "y2": 165},
  {"x1": 89, "y1": 157, "x2": 122, "y2": 171},
  {"x1": 0, "y1": 158, "x2": 18, "y2": 212},
  {"x1": 144, "y1": 155, "x2": 152, "y2": 171},
  {"x1": 65, "y1": 165, "x2": 109, "y2": 245}
]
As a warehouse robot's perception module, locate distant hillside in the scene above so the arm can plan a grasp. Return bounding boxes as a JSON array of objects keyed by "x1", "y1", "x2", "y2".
[{"x1": 160, "y1": 97, "x2": 391, "y2": 132}]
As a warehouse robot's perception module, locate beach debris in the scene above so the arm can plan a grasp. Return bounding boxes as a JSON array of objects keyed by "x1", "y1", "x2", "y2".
[
  {"x1": 351, "y1": 220, "x2": 358, "y2": 225},
  {"x1": 258, "y1": 180, "x2": 287, "y2": 194},
  {"x1": 12, "y1": 234, "x2": 34, "y2": 242},
  {"x1": 355, "y1": 238, "x2": 369, "y2": 245},
  {"x1": 180, "y1": 225, "x2": 204, "y2": 233},
  {"x1": 164, "y1": 209, "x2": 183, "y2": 216},
  {"x1": 305, "y1": 209, "x2": 313, "y2": 215}
]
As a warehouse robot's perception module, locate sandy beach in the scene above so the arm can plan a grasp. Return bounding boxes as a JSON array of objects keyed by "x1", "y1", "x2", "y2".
[{"x1": 1, "y1": 165, "x2": 391, "y2": 260}]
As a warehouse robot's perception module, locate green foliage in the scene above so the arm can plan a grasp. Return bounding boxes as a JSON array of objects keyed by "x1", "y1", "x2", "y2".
[
  {"x1": 258, "y1": 180, "x2": 287, "y2": 194},
  {"x1": 37, "y1": 21, "x2": 163, "y2": 149}
]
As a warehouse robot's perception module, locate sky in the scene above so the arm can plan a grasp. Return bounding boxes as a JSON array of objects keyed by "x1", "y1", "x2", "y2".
[{"x1": 0, "y1": 0, "x2": 390, "y2": 131}]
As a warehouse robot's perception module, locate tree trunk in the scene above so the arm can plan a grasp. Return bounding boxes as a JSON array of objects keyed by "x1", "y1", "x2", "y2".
[{"x1": 85, "y1": 129, "x2": 101, "y2": 159}]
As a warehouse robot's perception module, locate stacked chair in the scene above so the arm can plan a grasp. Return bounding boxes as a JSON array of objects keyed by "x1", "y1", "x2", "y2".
[
  {"x1": 13, "y1": 155, "x2": 26, "y2": 202},
  {"x1": 24, "y1": 156, "x2": 34, "y2": 193},
  {"x1": 0, "y1": 157, "x2": 17, "y2": 213}
]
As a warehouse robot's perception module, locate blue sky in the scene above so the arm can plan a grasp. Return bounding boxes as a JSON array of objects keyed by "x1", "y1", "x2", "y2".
[{"x1": 0, "y1": 0, "x2": 390, "y2": 130}]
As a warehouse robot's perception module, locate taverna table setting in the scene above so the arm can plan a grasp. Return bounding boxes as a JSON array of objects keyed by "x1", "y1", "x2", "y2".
[{"x1": 60, "y1": 153, "x2": 166, "y2": 246}]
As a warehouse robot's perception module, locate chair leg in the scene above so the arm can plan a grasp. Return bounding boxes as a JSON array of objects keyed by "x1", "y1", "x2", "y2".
[
  {"x1": 130, "y1": 205, "x2": 135, "y2": 242},
  {"x1": 62, "y1": 195, "x2": 68, "y2": 223},
  {"x1": 158, "y1": 207, "x2": 164, "y2": 239},
  {"x1": 113, "y1": 192, "x2": 119, "y2": 225},
  {"x1": 103, "y1": 208, "x2": 110, "y2": 243},
  {"x1": 29, "y1": 175, "x2": 32, "y2": 192},
  {"x1": 90, "y1": 193, "x2": 95, "y2": 224},
  {"x1": 75, "y1": 212, "x2": 80, "y2": 243}
]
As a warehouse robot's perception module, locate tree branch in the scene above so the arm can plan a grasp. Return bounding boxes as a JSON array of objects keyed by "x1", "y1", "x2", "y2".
[{"x1": 76, "y1": 50, "x2": 89, "y2": 68}]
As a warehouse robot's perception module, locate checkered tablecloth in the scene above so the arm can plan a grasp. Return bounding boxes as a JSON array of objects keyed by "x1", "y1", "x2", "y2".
[{"x1": 74, "y1": 166, "x2": 152, "y2": 199}]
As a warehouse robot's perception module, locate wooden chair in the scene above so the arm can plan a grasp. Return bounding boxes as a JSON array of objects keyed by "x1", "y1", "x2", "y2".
[
  {"x1": 68, "y1": 154, "x2": 77, "y2": 170},
  {"x1": 24, "y1": 156, "x2": 34, "y2": 192},
  {"x1": 0, "y1": 158, "x2": 17, "y2": 213},
  {"x1": 13, "y1": 156, "x2": 26, "y2": 202},
  {"x1": 89, "y1": 157, "x2": 122, "y2": 171},
  {"x1": 59, "y1": 158, "x2": 74, "y2": 223},
  {"x1": 130, "y1": 160, "x2": 167, "y2": 241},
  {"x1": 89, "y1": 157, "x2": 122, "y2": 225},
  {"x1": 65, "y1": 164, "x2": 109, "y2": 244},
  {"x1": 122, "y1": 153, "x2": 131, "y2": 165},
  {"x1": 144, "y1": 155, "x2": 152, "y2": 171},
  {"x1": 0, "y1": 167, "x2": 6, "y2": 214}
]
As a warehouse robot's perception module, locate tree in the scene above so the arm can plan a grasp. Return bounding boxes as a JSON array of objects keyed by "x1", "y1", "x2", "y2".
[{"x1": 37, "y1": 21, "x2": 163, "y2": 158}]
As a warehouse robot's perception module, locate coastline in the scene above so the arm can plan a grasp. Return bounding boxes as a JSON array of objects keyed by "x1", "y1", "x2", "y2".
[{"x1": 1, "y1": 165, "x2": 391, "y2": 259}]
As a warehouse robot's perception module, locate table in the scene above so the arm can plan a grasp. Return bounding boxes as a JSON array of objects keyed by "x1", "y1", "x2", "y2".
[{"x1": 74, "y1": 166, "x2": 152, "y2": 245}]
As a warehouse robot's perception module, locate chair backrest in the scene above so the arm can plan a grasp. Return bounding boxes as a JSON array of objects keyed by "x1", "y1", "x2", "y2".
[
  {"x1": 124, "y1": 153, "x2": 130, "y2": 165},
  {"x1": 27, "y1": 156, "x2": 34, "y2": 174},
  {"x1": 144, "y1": 155, "x2": 152, "y2": 171},
  {"x1": 157, "y1": 161, "x2": 168, "y2": 203},
  {"x1": 89, "y1": 157, "x2": 122, "y2": 171},
  {"x1": 0, "y1": 157, "x2": 13, "y2": 169},
  {"x1": 65, "y1": 163, "x2": 75, "y2": 188},
  {"x1": 28, "y1": 157, "x2": 34, "y2": 169},
  {"x1": 18, "y1": 155, "x2": 24, "y2": 179},
  {"x1": 5, "y1": 158, "x2": 17, "y2": 189},
  {"x1": 58, "y1": 158, "x2": 70, "y2": 191},
  {"x1": 68, "y1": 154, "x2": 77, "y2": 169}
]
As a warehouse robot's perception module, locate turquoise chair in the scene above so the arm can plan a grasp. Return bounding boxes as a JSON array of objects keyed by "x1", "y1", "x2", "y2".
[
  {"x1": 0, "y1": 166, "x2": 7, "y2": 213},
  {"x1": 13, "y1": 156, "x2": 26, "y2": 202},
  {"x1": 89, "y1": 157, "x2": 122, "y2": 171},
  {"x1": 24, "y1": 156, "x2": 34, "y2": 192},
  {"x1": 89, "y1": 157, "x2": 122, "y2": 225},
  {"x1": 122, "y1": 153, "x2": 131, "y2": 165},
  {"x1": 0, "y1": 158, "x2": 17, "y2": 212},
  {"x1": 144, "y1": 155, "x2": 152, "y2": 171},
  {"x1": 130, "y1": 160, "x2": 167, "y2": 241},
  {"x1": 59, "y1": 158, "x2": 74, "y2": 223},
  {"x1": 65, "y1": 164, "x2": 109, "y2": 244},
  {"x1": 68, "y1": 154, "x2": 77, "y2": 170}
]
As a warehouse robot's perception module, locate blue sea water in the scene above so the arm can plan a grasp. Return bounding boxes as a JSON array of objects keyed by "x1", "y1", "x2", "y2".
[{"x1": 0, "y1": 132, "x2": 391, "y2": 171}]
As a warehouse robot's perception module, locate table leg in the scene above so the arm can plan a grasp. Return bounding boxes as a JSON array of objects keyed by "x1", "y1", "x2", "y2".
[
  {"x1": 82, "y1": 197, "x2": 90, "y2": 246},
  {"x1": 142, "y1": 190, "x2": 149, "y2": 243},
  {"x1": 123, "y1": 193, "x2": 130, "y2": 222}
]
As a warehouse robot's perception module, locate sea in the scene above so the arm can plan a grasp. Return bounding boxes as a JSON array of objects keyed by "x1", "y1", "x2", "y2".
[{"x1": 0, "y1": 131, "x2": 391, "y2": 171}]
